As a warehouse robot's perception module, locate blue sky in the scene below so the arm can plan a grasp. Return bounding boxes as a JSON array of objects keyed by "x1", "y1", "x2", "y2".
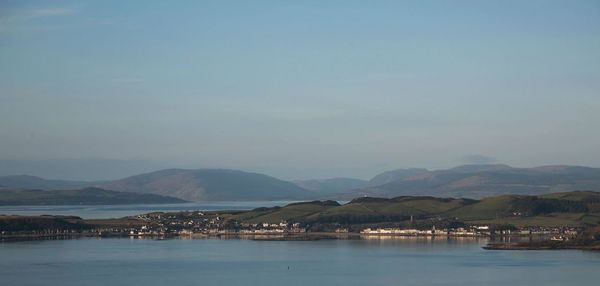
[{"x1": 1, "y1": 1, "x2": 599, "y2": 180}]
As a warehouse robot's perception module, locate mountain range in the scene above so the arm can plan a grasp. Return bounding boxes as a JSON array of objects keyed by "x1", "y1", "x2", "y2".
[
  {"x1": 1, "y1": 164, "x2": 600, "y2": 202},
  {"x1": 349, "y1": 164, "x2": 600, "y2": 199}
]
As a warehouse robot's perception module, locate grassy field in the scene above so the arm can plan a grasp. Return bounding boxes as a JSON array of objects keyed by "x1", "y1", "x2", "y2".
[
  {"x1": 540, "y1": 191, "x2": 600, "y2": 201},
  {"x1": 231, "y1": 201, "x2": 340, "y2": 224},
  {"x1": 445, "y1": 195, "x2": 518, "y2": 220},
  {"x1": 467, "y1": 213, "x2": 588, "y2": 227}
]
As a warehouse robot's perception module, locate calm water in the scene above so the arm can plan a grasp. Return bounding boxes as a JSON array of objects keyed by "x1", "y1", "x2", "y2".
[
  {"x1": 0, "y1": 201, "x2": 298, "y2": 219},
  {"x1": 1, "y1": 237, "x2": 600, "y2": 286}
]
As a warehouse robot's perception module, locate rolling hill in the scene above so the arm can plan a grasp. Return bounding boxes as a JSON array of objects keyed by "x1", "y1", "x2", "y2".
[
  {"x1": 368, "y1": 168, "x2": 430, "y2": 186},
  {"x1": 230, "y1": 191, "x2": 600, "y2": 227},
  {"x1": 95, "y1": 169, "x2": 311, "y2": 201}
]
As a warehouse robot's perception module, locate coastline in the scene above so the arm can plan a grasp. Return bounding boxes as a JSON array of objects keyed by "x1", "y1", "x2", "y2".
[
  {"x1": 5, "y1": 229, "x2": 598, "y2": 251},
  {"x1": 1, "y1": 231, "x2": 486, "y2": 242},
  {"x1": 483, "y1": 241, "x2": 600, "y2": 251},
  {"x1": 1, "y1": 230, "x2": 525, "y2": 243}
]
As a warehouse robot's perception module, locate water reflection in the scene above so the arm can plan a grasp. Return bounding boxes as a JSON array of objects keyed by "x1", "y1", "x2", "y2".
[{"x1": 2, "y1": 237, "x2": 600, "y2": 286}]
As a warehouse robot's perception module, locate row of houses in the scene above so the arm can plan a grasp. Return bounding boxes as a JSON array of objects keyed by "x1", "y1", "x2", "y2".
[
  {"x1": 360, "y1": 225, "x2": 580, "y2": 237},
  {"x1": 360, "y1": 226, "x2": 471, "y2": 236}
]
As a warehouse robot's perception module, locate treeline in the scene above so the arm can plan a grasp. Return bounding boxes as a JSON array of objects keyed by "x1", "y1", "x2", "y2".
[
  {"x1": 0, "y1": 216, "x2": 90, "y2": 232},
  {"x1": 299, "y1": 214, "x2": 413, "y2": 225},
  {"x1": 509, "y1": 197, "x2": 588, "y2": 216}
]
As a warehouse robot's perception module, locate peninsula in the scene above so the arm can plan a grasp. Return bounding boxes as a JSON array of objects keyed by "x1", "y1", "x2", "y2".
[{"x1": 2, "y1": 191, "x2": 600, "y2": 249}]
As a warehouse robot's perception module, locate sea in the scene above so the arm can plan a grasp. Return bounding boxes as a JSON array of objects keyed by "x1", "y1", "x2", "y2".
[{"x1": 1, "y1": 237, "x2": 600, "y2": 286}]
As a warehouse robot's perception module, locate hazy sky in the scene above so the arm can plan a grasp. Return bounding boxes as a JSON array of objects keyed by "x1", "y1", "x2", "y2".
[{"x1": 1, "y1": 1, "x2": 599, "y2": 180}]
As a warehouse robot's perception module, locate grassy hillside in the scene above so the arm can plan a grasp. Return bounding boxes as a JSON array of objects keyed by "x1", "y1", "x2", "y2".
[
  {"x1": 445, "y1": 195, "x2": 518, "y2": 220},
  {"x1": 230, "y1": 191, "x2": 600, "y2": 228},
  {"x1": 540, "y1": 191, "x2": 600, "y2": 201},
  {"x1": 313, "y1": 197, "x2": 472, "y2": 218},
  {"x1": 231, "y1": 196, "x2": 475, "y2": 224},
  {"x1": 232, "y1": 201, "x2": 340, "y2": 224}
]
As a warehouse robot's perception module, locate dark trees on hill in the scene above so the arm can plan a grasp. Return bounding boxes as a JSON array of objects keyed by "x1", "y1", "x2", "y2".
[{"x1": 510, "y1": 198, "x2": 587, "y2": 216}]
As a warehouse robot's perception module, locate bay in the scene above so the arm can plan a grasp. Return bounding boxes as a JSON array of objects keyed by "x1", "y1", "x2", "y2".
[
  {"x1": 0, "y1": 201, "x2": 298, "y2": 219},
  {"x1": 1, "y1": 237, "x2": 600, "y2": 286}
]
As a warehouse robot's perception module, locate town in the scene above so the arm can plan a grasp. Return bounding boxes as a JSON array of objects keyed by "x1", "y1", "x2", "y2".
[{"x1": 1, "y1": 208, "x2": 582, "y2": 242}]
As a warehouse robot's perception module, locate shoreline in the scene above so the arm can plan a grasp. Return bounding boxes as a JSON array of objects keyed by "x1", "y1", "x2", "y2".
[
  {"x1": 483, "y1": 241, "x2": 600, "y2": 251},
  {"x1": 0, "y1": 231, "x2": 516, "y2": 243},
  {"x1": 5, "y1": 232, "x2": 595, "y2": 251}
]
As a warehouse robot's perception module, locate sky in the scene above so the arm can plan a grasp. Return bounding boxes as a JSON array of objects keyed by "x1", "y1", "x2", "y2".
[{"x1": 1, "y1": 0, "x2": 599, "y2": 180}]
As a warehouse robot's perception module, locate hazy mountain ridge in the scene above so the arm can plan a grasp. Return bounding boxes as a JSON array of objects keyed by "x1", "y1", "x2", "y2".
[
  {"x1": 95, "y1": 169, "x2": 311, "y2": 201},
  {"x1": 368, "y1": 168, "x2": 430, "y2": 186},
  {"x1": 0, "y1": 175, "x2": 91, "y2": 190},
  {"x1": 1, "y1": 164, "x2": 599, "y2": 202},
  {"x1": 352, "y1": 165, "x2": 600, "y2": 199},
  {"x1": 292, "y1": 178, "x2": 370, "y2": 195},
  {"x1": 0, "y1": 159, "x2": 167, "y2": 181},
  {"x1": 0, "y1": 187, "x2": 185, "y2": 205}
]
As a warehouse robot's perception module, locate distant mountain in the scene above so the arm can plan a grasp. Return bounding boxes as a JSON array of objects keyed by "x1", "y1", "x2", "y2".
[
  {"x1": 289, "y1": 168, "x2": 435, "y2": 198},
  {"x1": 3, "y1": 164, "x2": 600, "y2": 202},
  {"x1": 368, "y1": 168, "x2": 430, "y2": 186},
  {"x1": 349, "y1": 165, "x2": 600, "y2": 199},
  {"x1": 0, "y1": 187, "x2": 185, "y2": 205},
  {"x1": 95, "y1": 169, "x2": 311, "y2": 201},
  {"x1": 0, "y1": 159, "x2": 167, "y2": 181},
  {"x1": 445, "y1": 164, "x2": 514, "y2": 174},
  {"x1": 292, "y1": 178, "x2": 369, "y2": 195},
  {"x1": 0, "y1": 175, "x2": 90, "y2": 190}
]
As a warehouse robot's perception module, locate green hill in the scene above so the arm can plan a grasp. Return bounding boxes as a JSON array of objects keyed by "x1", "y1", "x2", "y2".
[
  {"x1": 445, "y1": 195, "x2": 519, "y2": 220},
  {"x1": 232, "y1": 201, "x2": 340, "y2": 224},
  {"x1": 230, "y1": 191, "x2": 600, "y2": 228}
]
